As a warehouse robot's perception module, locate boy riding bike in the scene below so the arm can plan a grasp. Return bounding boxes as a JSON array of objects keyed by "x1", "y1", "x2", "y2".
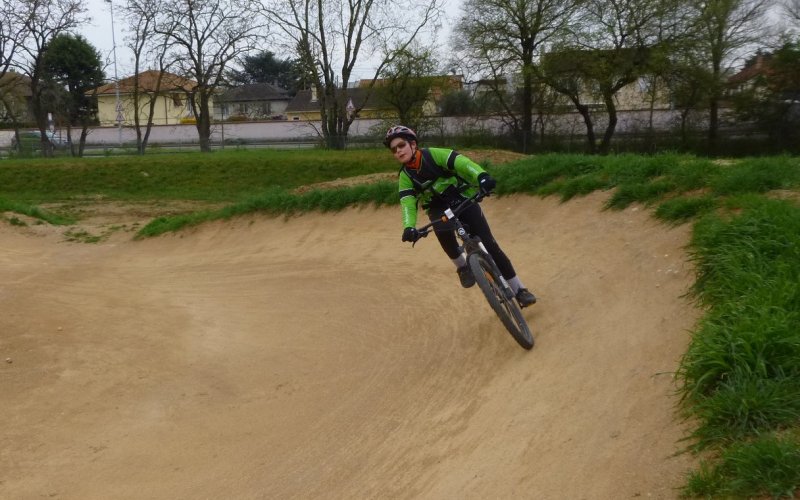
[{"x1": 386, "y1": 125, "x2": 537, "y2": 307}]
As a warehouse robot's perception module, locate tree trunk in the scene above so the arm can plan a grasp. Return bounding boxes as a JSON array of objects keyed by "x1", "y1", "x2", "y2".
[
  {"x1": 708, "y1": 97, "x2": 719, "y2": 154},
  {"x1": 30, "y1": 84, "x2": 54, "y2": 157},
  {"x1": 599, "y1": 92, "x2": 618, "y2": 155},
  {"x1": 78, "y1": 126, "x2": 89, "y2": 157},
  {"x1": 319, "y1": 85, "x2": 352, "y2": 150},
  {"x1": 575, "y1": 101, "x2": 596, "y2": 154},
  {"x1": 520, "y1": 68, "x2": 534, "y2": 154},
  {"x1": 134, "y1": 84, "x2": 144, "y2": 154},
  {"x1": 194, "y1": 90, "x2": 213, "y2": 152},
  {"x1": 138, "y1": 90, "x2": 162, "y2": 155},
  {"x1": 680, "y1": 109, "x2": 690, "y2": 148}
]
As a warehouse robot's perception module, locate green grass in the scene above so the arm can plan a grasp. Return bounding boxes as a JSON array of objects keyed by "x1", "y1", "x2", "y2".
[
  {"x1": 683, "y1": 433, "x2": 800, "y2": 498},
  {"x1": 676, "y1": 199, "x2": 800, "y2": 466},
  {"x1": 0, "y1": 195, "x2": 74, "y2": 225},
  {"x1": 0, "y1": 148, "x2": 397, "y2": 203},
  {"x1": 711, "y1": 157, "x2": 800, "y2": 196},
  {"x1": 653, "y1": 196, "x2": 718, "y2": 225},
  {"x1": 2, "y1": 149, "x2": 800, "y2": 495},
  {"x1": 136, "y1": 182, "x2": 397, "y2": 237}
]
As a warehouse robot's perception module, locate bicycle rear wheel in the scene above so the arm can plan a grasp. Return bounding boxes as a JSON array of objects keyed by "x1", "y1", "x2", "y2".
[{"x1": 468, "y1": 253, "x2": 534, "y2": 350}]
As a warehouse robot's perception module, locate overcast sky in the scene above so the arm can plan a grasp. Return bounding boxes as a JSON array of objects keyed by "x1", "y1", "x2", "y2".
[{"x1": 78, "y1": 0, "x2": 462, "y2": 82}]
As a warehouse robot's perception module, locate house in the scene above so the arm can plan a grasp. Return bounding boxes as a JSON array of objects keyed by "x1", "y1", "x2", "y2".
[
  {"x1": 284, "y1": 75, "x2": 464, "y2": 121},
  {"x1": 91, "y1": 70, "x2": 204, "y2": 126},
  {"x1": 285, "y1": 86, "x2": 391, "y2": 121},
  {"x1": 541, "y1": 48, "x2": 672, "y2": 111},
  {"x1": 472, "y1": 77, "x2": 509, "y2": 96},
  {"x1": 728, "y1": 52, "x2": 773, "y2": 94},
  {"x1": 727, "y1": 50, "x2": 800, "y2": 117},
  {"x1": 0, "y1": 71, "x2": 34, "y2": 125},
  {"x1": 426, "y1": 75, "x2": 463, "y2": 115},
  {"x1": 469, "y1": 77, "x2": 510, "y2": 111},
  {"x1": 214, "y1": 83, "x2": 291, "y2": 121}
]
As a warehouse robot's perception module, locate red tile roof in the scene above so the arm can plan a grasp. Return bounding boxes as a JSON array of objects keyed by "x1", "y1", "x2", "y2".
[{"x1": 93, "y1": 70, "x2": 198, "y2": 94}]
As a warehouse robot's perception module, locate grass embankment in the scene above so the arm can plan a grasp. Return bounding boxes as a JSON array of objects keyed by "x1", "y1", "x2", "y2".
[
  {"x1": 0, "y1": 148, "x2": 397, "y2": 231},
  {"x1": 2, "y1": 149, "x2": 799, "y2": 495},
  {"x1": 0, "y1": 148, "x2": 397, "y2": 203}
]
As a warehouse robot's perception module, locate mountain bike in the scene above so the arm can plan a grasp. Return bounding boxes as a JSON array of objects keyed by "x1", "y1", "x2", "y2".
[{"x1": 414, "y1": 193, "x2": 534, "y2": 350}]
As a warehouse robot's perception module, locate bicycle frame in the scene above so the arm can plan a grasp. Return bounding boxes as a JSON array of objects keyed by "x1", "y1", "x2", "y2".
[
  {"x1": 415, "y1": 193, "x2": 515, "y2": 300},
  {"x1": 415, "y1": 191, "x2": 484, "y2": 243}
]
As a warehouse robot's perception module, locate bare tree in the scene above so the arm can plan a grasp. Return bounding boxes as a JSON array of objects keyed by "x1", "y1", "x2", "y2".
[
  {"x1": 452, "y1": 0, "x2": 580, "y2": 153},
  {"x1": 262, "y1": 0, "x2": 442, "y2": 149},
  {"x1": 785, "y1": 0, "x2": 800, "y2": 23},
  {"x1": 14, "y1": 0, "x2": 87, "y2": 155},
  {"x1": 122, "y1": 0, "x2": 176, "y2": 154},
  {"x1": 13, "y1": 0, "x2": 87, "y2": 156},
  {"x1": 543, "y1": 0, "x2": 689, "y2": 154},
  {"x1": 690, "y1": 0, "x2": 769, "y2": 152},
  {"x1": 1, "y1": 0, "x2": 28, "y2": 83},
  {"x1": 157, "y1": 0, "x2": 266, "y2": 152},
  {"x1": 1, "y1": 0, "x2": 31, "y2": 141}
]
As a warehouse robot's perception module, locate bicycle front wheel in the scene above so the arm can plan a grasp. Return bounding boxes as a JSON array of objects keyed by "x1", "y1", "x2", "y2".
[{"x1": 468, "y1": 253, "x2": 534, "y2": 350}]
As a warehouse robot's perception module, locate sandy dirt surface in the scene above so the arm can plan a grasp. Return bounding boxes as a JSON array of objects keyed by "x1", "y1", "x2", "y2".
[{"x1": 1, "y1": 191, "x2": 700, "y2": 499}]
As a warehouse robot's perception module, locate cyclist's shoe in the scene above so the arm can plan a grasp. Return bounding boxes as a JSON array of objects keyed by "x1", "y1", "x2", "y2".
[
  {"x1": 516, "y1": 288, "x2": 537, "y2": 307},
  {"x1": 457, "y1": 266, "x2": 476, "y2": 288}
]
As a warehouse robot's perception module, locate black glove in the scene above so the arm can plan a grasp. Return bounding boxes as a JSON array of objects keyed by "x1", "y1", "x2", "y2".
[
  {"x1": 478, "y1": 173, "x2": 496, "y2": 195},
  {"x1": 402, "y1": 227, "x2": 420, "y2": 242}
]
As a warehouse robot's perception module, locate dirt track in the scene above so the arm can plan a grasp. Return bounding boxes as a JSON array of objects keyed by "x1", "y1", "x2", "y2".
[{"x1": 1, "y1": 192, "x2": 699, "y2": 499}]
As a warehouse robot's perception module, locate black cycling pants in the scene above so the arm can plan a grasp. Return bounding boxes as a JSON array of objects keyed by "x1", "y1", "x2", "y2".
[{"x1": 427, "y1": 201, "x2": 516, "y2": 280}]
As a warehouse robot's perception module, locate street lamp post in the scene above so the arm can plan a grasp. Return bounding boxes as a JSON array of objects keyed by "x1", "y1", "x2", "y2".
[{"x1": 105, "y1": 0, "x2": 122, "y2": 148}]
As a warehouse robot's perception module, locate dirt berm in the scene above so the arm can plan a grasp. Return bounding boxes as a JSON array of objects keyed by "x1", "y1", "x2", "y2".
[{"x1": 1, "y1": 191, "x2": 699, "y2": 499}]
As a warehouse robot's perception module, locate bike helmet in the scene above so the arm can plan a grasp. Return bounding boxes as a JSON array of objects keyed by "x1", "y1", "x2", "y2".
[{"x1": 383, "y1": 125, "x2": 417, "y2": 147}]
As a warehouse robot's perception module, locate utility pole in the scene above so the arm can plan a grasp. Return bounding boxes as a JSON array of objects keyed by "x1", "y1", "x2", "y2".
[{"x1": 105, "y1": 0, "x2": 122, "y2": 148}]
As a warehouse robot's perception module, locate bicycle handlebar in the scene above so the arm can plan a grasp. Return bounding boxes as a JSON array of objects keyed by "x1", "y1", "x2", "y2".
[{"x1": 412, "y1": 191, "x2": 489, "y2": 245}]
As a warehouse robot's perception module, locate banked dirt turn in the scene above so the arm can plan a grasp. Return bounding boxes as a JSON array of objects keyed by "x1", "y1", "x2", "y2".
[{"x1": 1, "y1": 192, "x2": 698, "y2": 499}]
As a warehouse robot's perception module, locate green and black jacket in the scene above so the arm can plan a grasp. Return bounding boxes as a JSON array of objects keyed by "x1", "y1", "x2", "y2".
[{"x1": 398, "y1": 147, "x2": 487, "y2": 229}]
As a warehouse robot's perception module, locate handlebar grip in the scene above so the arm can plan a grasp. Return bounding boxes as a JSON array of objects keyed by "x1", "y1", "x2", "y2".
[{"x1": 411, "y1": 228, "x2": 431, "y2": 247}]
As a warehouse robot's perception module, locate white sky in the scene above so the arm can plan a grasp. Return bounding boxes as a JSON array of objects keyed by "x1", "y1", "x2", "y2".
[
  {"x1": 77, "y1": 0, "x2": 463, "y2": 83},
  {"x1": 79, "y1": 0, "x2": 126, "y2": 77}
]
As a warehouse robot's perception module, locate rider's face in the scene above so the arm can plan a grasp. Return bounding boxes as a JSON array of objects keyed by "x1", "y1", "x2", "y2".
[{"x1": 390, "y1": 137, "x2": 415, "y2": 163}]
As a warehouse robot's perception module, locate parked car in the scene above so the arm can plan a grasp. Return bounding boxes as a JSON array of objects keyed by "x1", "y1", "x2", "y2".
[{"x1": 11, "y1": 130, "x2": 70, "y2": 151}]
